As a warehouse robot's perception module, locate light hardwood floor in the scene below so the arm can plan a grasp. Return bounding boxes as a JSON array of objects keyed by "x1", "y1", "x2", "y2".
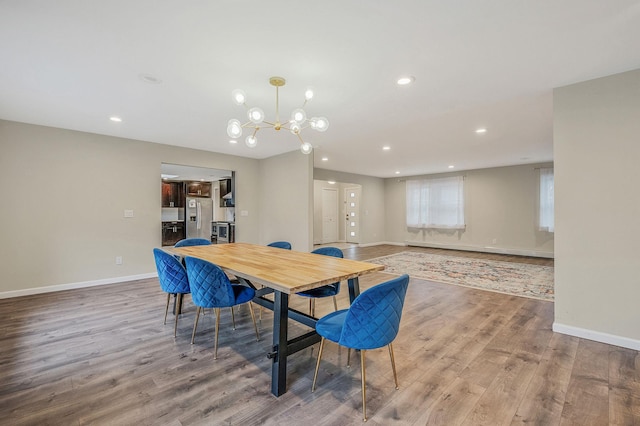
[{"x1": 1, "y1": 245, "x2": 638, "y2": 425}]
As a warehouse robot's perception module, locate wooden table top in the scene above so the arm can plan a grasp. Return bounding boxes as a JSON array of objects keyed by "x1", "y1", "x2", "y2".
[{"x1": 170, "y1": 243, "x2": 385, "y2": 294}]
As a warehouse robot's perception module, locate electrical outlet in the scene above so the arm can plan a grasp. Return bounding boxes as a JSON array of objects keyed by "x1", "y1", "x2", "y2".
[
  {"x1": 124, "y1": 210, "x2": 134, "y2": 218},
  {"x1": 115, "y1": 256, "x2": 123, "y2": 265},
  {"x1": 492, "y1": 238, "x2": 497, "y2": 244}
]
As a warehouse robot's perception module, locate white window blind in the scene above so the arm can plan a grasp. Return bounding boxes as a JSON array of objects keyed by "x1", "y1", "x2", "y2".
[
  {"x1": 406, "y1": 176, "x2": 465, "y2": 229},
  {"x1": 539, "y1": 168, "x2": 554, "y2": 232}
]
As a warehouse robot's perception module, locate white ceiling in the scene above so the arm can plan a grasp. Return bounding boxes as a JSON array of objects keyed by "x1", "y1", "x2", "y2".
[{"x1": 1, "y1": 1, "x2": 639, "y2": 178}]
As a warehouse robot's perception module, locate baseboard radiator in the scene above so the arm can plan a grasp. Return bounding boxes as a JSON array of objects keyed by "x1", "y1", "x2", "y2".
[{"x1": 405, "y1": 240, "x2": 554, "y2": 259}]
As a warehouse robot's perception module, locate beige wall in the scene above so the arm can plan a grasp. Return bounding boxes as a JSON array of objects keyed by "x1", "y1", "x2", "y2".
[
  {"x1": 313, "y1": 169, "x2": 386, "y2": 245},
  {"x1": 553, "y1": 68, "x2": 640, "y2": 349},
  {"x1": 258, "y1": 150, "x2": 313, "y2": 251},
  {"x1": 0, "y1": 120, "x2": 266, "y2": 294},
  {"x1": 384, "y1": 164, "x2": 555, "y2": 257}
]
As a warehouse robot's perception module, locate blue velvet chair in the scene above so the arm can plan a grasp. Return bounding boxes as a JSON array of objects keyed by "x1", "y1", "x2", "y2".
[
  {"x1": 267, "y1": 241, "x2": 292, "y2": 250},
  {"x1": 267, "y1": 241, "x2": 291, "y2": 250},
  {"x1": 185, "y1": 256, "x2": 260, "y2": 359},
  {"x1": 311, "y1": 274, "x2": 410, "y2": 422},
  {"x1": 174, "y1": 238, "x2": 212, "y2": 247},
  {"x1": 153, "y1": 248, "x2": 191, "y2": 337},
  {"x1": 297, "y1": 247, "x2": 343, "y2": 316}
]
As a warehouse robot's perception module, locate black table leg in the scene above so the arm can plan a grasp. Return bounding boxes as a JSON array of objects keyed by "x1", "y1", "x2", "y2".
[
  {"x1": 348, "y1": 277, "x2": 361, "y2": 303},
  {"x1": 271, "y1": 291, "x2": 289, "y2": 396}
]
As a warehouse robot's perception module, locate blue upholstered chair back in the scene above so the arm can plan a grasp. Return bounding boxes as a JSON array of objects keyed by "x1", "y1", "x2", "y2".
[
  {"x1": 339, "y1": 274, "x2": 410, "y2": 350},
  {"x1": 153, "y1": 248, "x2": 190, "y2": 294},
  {"x1": 174, "y1": 238, "x2": 212, "y2": 247},
  {"x1": 310, "y1": 246, "x2": 343, "y2": 292},
  {"x1": 185, "y1": 256, "x2": 237, "y2": 308},
  {"x1": 267, "y1": 241, "x2": 292, "y2": 250}
]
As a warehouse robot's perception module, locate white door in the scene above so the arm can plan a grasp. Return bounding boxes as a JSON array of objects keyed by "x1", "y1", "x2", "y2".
[
  {"x1": 345, "y1": 186, "x2": 361, "y2": 243},
  {"x1": 322, "y1": 188, "x2": 338, "y2": 243}
]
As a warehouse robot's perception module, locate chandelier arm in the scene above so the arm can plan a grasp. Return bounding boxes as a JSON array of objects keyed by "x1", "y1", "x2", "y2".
[
  {"x1": 240, "y1": 121, "x2": 254, "y2": 128},
  {"x1": 262, "y1": 120, "x2": 277, "y2": 127},
  {"x1": 251, "y1": 127, "x2": 259, "y2": 137},
  {"x1": 296, "y1": 132, "x2": 305, "y2": 145}
]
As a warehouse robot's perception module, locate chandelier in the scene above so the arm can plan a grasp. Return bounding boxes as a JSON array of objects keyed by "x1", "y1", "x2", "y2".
[{"x1": 226, "y1": 76, "x2": 329, "y2": 155}]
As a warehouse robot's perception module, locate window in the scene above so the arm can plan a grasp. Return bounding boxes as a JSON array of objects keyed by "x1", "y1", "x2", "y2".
[
  {"x1": 539, "y1": 168, "x2": 554, "y2": 232},
  {"x1": 406, "y1": 176, "x2": 465, "y2": 229}
]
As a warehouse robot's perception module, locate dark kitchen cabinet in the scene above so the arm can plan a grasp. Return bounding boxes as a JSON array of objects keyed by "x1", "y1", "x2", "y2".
[
  {"x1": 219, "y1": 178, "x2": 234, "y2": 207},
  {"x1": 162, "y1": 222, "x2": 185, "y2": 246},
  {"x1": 186, "y1": 181, "x2": 212, "y2": 197},
  {"x1": 162, "y1": 182, "x2": 185, "y2": 207}
]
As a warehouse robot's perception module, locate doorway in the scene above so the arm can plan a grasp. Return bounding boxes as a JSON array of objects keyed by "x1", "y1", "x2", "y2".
[
  {"x1": 313, "y1": 179, "x2": 362, "y2": 245},
  {"x1": 321, "y1": 188, "x2": 338, "y2": 243}
]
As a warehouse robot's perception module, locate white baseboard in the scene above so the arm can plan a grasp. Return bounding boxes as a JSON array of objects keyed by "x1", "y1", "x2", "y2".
[
  {"x1": 0, "y1": 272, "x2": 158, "y2": 299},
  {"x1": 553, "y1": 322, "x2": 640, "y2": 351},
  {"x1": 358, "y1": 241, "x2": 407, "y2": 248},
  {"x1": 405, "y1": 240, "x2": 554, "y2": 259}
]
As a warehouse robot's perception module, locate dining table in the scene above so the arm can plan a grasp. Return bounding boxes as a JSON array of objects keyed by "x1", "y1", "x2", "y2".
[{"x1": 170, "y1": 242, "x2": 385, "y2": 397}]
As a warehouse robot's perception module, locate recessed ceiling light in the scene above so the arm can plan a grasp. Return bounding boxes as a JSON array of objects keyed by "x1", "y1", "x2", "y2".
[
  {"x1": 110, "y1": 116, "x2": 122, "y2": 122},
  {"x1": 395, "y1": 171, "x2": 401, "y2": 175},
  {"x1": 475, "y1": 128, "x2": 487, "y2": 134},
  {"x1": 321, "y1": 157, "x2": 329, "y2": 161},
  {"x1": 139, "y1": 73, "x2": 162, "y2": 84},
  {"x1": 397, "y1": 76, "x2": 415, "y2": 86},
  {"x1": 448, "y1": 165, "x2": 455, "y2": 169},
  {"x1": 382, "y1": 146, "x2": 391, "y2": 151},
  {"x1": 327, "y1": 181, "x2": 336, "y2": 185},
  {"x1": 229, "y1": 139, "x2": 237, "y2": 144}
]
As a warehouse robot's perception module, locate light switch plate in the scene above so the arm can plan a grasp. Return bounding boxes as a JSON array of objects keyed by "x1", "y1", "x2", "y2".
[{"x1": 124, "y1": 210, "x2": 134, "y2": 218}]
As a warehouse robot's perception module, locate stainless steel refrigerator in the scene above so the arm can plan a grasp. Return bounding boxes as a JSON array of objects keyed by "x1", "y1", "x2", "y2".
[{"x1": 185, "y1": 196, "x2": 213, "y2": 241}]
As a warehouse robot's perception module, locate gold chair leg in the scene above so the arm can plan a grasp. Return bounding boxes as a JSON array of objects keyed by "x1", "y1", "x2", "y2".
[
  {"x1": 230, "y1": 306, "x2": 236, "y2": 329},
  {"x1": 248, "y1": 302, "x2": 260, "y2": 341},
  {"x1": 389, "y1": 343, "x2": 399, "y2": 389},
  {"x1": 163, "y1": 293, "x2": 171, "y2": 325},
  {"x1": 191, "y1": 306, "x2": 201, "y2": 344},
  {"x1": 361, "y1": 350, "x2": 367, "y2": 422},
  {"x1": 174, "y1": 293, "x2": 182, "y2": 337},
  {"x1": 332, "y1": 295, "x2": 338, "y2": 311},
  {"x1": 213, "y1": 308, "x2": 221, "y2": 359},
  {"x1": 311, "y1": 338, "x2": 326, "y2": 392}
]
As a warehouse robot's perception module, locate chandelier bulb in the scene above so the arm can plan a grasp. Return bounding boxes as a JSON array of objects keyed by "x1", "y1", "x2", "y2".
[
  {"x1": 291, "y1": 108, "x2": 306, "y2": 124},
  {"x1": 248, "y1": 107, "x2": 265, "y2": 124},
  {"x1": 305, "y1": 88, "x2": 314, "y2": 101},
  {"x1": 232, "y1": 89, "x2": 246, "y2": 106},
  {"x1": 227, "y1": 119, "x2": 242, "y2": 139},
  {"x1": 245, "y1": 135, "x2": 257, "y2": 148},
  {"x1": 290, "y1": 122, "x2": 301, "y2": 135},
  {"x1": 314, "y1": 117, "x2": 329, "y2": 132},
  {"x1": 300, "y1": 142, "x2": 313, "y2": 155}
]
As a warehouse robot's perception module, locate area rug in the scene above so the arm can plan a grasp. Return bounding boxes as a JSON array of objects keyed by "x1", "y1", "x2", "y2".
[{"x1": 367, "y1": 251, "x2": 554, "y2": 301}]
